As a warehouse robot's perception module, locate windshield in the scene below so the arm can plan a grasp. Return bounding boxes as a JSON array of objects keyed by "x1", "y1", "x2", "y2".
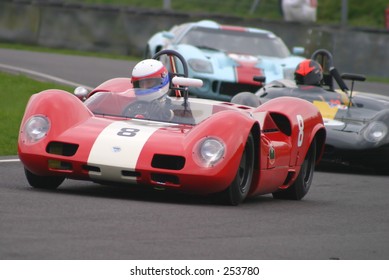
[
  {"x1": 84, "y1": 90, "x2": 234, "y2": 125},
  {"x1": 177, "y1": 26, "x2": 291, "y2": 58}
]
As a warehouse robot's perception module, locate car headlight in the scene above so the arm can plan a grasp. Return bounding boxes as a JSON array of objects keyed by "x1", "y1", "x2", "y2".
[
  {"x1": 24, "y1": 115, "x2": 50, "y2": 143},
  {"x1": 363, "y1": 121, "x2": 387, "y2": 143},
  {"x1": 188, "y1": 59, "x2": 213, "y2": 73},
  {"x1": 193, "y1": 137, "x2": 225, "y2": 167}
]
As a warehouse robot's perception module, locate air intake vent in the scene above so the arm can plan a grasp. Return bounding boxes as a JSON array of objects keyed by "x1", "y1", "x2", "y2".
[
  {"x1": 122, "y1": 170, "x2": 141, "y2": 177},
  {"x1": 47, "y1": 142, "x2": 79, "y2": 156},
  {"x1": 269, "y1": 113, "x2": 292, "y2": 136},
  {"x1": 48, "y1": 160, "x2": 72, "y2": 170},
  {"x1": 151, "y1": 154, "x2": 185, "y2": 170},
  {"x1": 83, "y1": 165, "x2": 101, "y2": 172},
  {"x1": 151, "y1": 173, "x2": 180, "y2": 185}
]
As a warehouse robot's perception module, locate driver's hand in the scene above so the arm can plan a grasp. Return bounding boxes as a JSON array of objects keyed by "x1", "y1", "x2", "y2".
[{"x1": 149, "y1": 100, "x2": 174, "y2": 121}]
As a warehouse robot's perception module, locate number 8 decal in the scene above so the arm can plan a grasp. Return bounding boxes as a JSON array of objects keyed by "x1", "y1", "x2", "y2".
[{"x1": 297, "y1": 115, "x2": 304, "y2": 147}]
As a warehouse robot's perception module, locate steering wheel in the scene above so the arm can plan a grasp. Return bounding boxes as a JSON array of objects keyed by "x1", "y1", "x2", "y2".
[
  {"x1": 152, "y1": 49, "x2": 189, "y2": 77},
  {"x1": 122, "y1": 98, "x2": 175, "y2": 121},
  {"x1": 152, "y1": 49, "x2": 189, "y2": 97},
  {"x1": 122, "y1": 100, "x2": 151, "y2": 118}
]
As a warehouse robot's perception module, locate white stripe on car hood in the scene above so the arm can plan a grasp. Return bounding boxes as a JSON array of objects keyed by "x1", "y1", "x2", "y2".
[{"x1": 87, "y1": 121, "x2": 159, "y2": 182}]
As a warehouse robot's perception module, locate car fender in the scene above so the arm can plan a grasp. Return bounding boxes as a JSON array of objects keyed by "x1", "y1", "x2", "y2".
[
  {"x1": 256, "y1": 96, "x2": 326, "y2": 167},
  {"x1": 181, "y1": 110, "x2": 258, "y2": 189},
  {"x1": 19, "y1": 90, "x2": 92, "y2": 131},
  {"x1": 18, "y1": 90, "x2": 95, "y2": 174}
]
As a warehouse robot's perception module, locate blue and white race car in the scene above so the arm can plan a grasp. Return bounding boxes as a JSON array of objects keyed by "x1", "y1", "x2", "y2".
[{"x1": 146, "y1": 20, "x2": 305, "y2": 101}]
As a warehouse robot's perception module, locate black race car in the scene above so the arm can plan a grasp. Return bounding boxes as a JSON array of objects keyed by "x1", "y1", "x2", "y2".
[{"x1": 232, "y1": 49, "x2": 389, "y2": 174}]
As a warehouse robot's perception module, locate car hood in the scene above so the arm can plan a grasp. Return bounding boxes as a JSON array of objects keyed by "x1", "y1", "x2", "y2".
[
  {"x1": 324, "y1": 91, "x2": 389, "y2": 128},
  {"x1": 257, "y1": 55, "x2": 305, "y2": 82},
  {"x1": 177, "y1": 44, "x2": 305, "y2": 82}
]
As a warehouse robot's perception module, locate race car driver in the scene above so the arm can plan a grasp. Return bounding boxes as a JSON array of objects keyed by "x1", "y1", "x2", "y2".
[
  {"x1": 294, "y1": 59, "x2": 323, "y2": 86},
  {"x1": 130, "y1": 59, "x2": 175, "y2": 121}
]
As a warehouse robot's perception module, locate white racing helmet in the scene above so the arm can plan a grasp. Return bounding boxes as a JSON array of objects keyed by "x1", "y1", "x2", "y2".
[{"x1": 131, "y1": 59, "x2": 170, "y2": 101}]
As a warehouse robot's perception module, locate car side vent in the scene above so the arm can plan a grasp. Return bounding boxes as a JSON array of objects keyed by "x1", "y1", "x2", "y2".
[
  {"x1": 122, "y1": 170, "x2": 141, "y2": 177},
  {"x1": 282, "y1": 171, "x2": 295, "y2": 186},
  {"x1": 151, "y1": 154, "x2": 185, "y2": 170},
  {"x1": 48, "y1": 160, "x2": 73, "y2": 171},
  {"x1": 270, "y1": 113, "x2": 292, "y2": 136},
  {"x1": 82, "y1": 165, "x2": 101, "y2": 172},
  {"x1": 151, "y1": 173, "x2": 180, "y2": 185},
  {"x1": 46, "y1": 142, "x2": 79, "y2": 156}
]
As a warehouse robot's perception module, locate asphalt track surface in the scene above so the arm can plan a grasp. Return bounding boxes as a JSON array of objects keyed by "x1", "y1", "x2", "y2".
[{"x1": 1, "y1": 48, "x2": 389, "y2": 260}]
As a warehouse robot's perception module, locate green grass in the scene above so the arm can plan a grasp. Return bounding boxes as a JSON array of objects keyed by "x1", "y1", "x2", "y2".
[{"x1": 0, "y1": 72, "x2": 73, "y2": 156}]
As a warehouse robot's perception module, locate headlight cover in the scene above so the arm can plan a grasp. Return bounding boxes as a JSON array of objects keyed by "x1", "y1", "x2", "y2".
[
  {"x1": 188, "y1": 59, "x2": 213, "y2": 73},
  {"x1": 24, "y1": 115, "x2": 50, "y2": 143},
  {"x1": 193, "y1": 137, "x2": 225, "y2": 167},
  {"x1": 363, "y1": 121, "x2": 387, "y2": 143}
]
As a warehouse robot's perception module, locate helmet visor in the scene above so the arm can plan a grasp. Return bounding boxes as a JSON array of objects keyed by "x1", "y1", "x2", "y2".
[{"x1": 133, "y1": 78, "x2": 163, "y2": 89}]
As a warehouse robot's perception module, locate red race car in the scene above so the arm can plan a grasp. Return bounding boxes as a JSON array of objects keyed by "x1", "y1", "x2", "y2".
[{"x1": 18, "y1": 50, "x2": 326, "y2": 205}]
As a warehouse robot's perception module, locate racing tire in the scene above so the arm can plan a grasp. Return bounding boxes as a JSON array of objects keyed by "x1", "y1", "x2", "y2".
[
  {"x1": 273, "y1": 139, "x2": 316, "y2": 200},
  {"x1": 217, "y1": 133, "x2": 255, "y2": 206},
  {"x1": 24, "y1": 168, "x2": 65, "y2": 190}
]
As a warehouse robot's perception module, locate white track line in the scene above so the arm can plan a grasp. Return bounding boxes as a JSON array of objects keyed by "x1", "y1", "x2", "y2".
[
  {"x1": 0, "y1": 158, "x2": 20, "y2": 163},
  {"x1": 0, "y1": 63, "x2": 93, "y2": 90}
]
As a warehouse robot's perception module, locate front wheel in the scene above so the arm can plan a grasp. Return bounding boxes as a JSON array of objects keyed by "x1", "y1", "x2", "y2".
[
  {"x1": 217, "y1": 134, "x2": 255, "y2": 206},
  {"x1": 273, "y1": 139, "x2": 316, "y2": 200},
  {"x1": 24, "y1": 168, "x2": 65, "y2": 190}
]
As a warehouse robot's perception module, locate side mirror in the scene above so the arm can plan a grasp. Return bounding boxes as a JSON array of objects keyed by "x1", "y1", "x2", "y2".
[
  {"x1": 171, "y1": 76, "x2": 203, "y2": 88},
  {"x1": 74, "y1": 86, "x2": 89, "y2": 101},
  {"x1": 292, "y1": 47, "x2": 305, "y2": 55}
]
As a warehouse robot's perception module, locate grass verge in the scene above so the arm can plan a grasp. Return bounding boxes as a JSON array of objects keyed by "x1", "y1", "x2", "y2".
[{"x1": 0, "y1": 72, "x2": 73, "y2": 156}]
